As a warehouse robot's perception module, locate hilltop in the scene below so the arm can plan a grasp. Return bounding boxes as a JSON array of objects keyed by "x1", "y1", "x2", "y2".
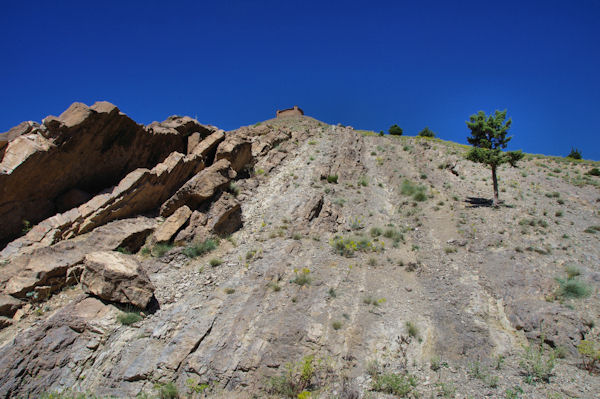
[{"x1": 0, "y1": 103, "x2": 599, "y2": 398}]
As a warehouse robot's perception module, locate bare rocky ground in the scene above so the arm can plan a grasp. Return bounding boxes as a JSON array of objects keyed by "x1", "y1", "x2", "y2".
[{"x1": 0, "y1": 108, "x2": 600, "y2": 398}]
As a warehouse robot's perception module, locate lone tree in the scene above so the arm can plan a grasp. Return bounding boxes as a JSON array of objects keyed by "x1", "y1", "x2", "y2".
[
  {"x1": 388, "y1": 124, "x2": 403, "y2": 135},
  {"x1": 567, "y1": 148, "x2": 582, "y2": 160},
  {"x1": 466, "y1": 110, "x2": 523, "y2": 207}
]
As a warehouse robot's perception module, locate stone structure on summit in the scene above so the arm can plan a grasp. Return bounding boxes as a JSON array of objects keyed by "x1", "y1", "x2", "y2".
[{"x1": 276, "y1": 105, "x2": 304, "y2": 118}]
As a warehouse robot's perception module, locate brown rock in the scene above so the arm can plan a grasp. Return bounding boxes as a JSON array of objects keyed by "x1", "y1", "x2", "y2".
[
  {"x1": 206, "y1": 193, "x2": 242, "y2": 236},
  {"x1": 0, "y1": 101, "x2": 200, "y2": 246},
  {"x1": 160, "y1": 158, "x2": 235, "y2": 217},
  {"x1": 173, "y1": 211, "x2": 208, "y2": 243},
  {"x1": 153, "y1": 206, "x2": 192, "y2": 243},
  {"x1": 55, "y1": 188, "x2": 92, "y2": 213},
  {"x1": 81, "y1": 251, "x2": 155, "y2": 308},
  {"x1": 0, "y1": 294, "x2": 23, "y2": 317},
  {"x1": 215, "y1": 133, "x2": 253, "y2": 172},
  {"x1": 0, "y1": 217, "x2": 156, "y2": 299},
  {"x1": 190, "y1": 129, "x2": 225, "y2": 161},
  {"x1": 0, "y1": 316, "x2": 12, "y2": 330}
]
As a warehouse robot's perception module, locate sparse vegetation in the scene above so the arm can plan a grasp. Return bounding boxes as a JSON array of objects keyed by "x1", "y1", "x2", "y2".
[
  {"x1": 291, "y1": 268, "x2": 312, "y2": 286},
  {"x1": 520, "y1": 337, "x2": 556, "y2": 383},
  {"x1": 117, "y1": 311, "x2": 143, "y2": 325},
  {"x1": 183, "y1": 238, "x2": 218, "y2": 258},
  {"x1": 326, "y1": 174, "x2": 338, "y2": 183}
]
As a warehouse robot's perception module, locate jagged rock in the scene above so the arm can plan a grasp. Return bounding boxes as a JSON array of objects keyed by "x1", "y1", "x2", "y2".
[
  {"x1": 160, "y1": 159, "x2": 236, "y2": 217},
  {"x1": 0, "y1": 102, "x2": 207, "y2": 247},
  {"x1": 81, "y1": 251, "x2": 155, "y2": 308},
  {"x1": 190, "y1": 129, "x2": 225, "y2": 161},
  {"x1": 2, "y1": 152, "x2": 202, "y2": 255},
  {"x1": 174, "y1": 211, "x2": 208, "y2": 243},
  {"x1": 153, "y1": 206, "x2": 192, "y2": 243},
  {"x1": 215, "y1": 133, "x2": 253, "y2": 172},
  {"x1": 251, "y1": 128, "x2": 290, "y2": 157},
  {"x1": 147, "y1": 115, "x2": 214, "y2": 138},
  {"x1": 206, "y1": 193, "x2": 242, "y2": 236},
  {"x1": 0, "y1": 294, "x2": 23, "y2": 317},
  {"x1": 0, "y1": 316, "x2": 12, "y2": 329},
  {"x1": 0, "y1": 217, "x2": 156, "y2": 298}
]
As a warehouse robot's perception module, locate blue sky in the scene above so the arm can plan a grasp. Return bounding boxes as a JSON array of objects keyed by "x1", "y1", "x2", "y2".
[{"x1": 1, "y1": 0, "x2": 599, "y2": 159}]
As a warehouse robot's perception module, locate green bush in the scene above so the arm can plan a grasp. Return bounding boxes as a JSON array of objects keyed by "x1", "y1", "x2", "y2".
[
  {"x1": 150, "y1": 242, "x2": 173, "y2": 258},
  {"x1": 418, "y1": 127, "x2": 435, "y2": 137},
  {"x1": 183, "y1": 238, "x2": 218, "y2": 258},
  {"x1": 587, "y1": 167, "x2": 600, "y2": 176},
  {"x1": 117, "y1": 311, "x2": 143, "y2": 325},
  {"x1": 520, "y1": 339, "x2": 555, "y2": 383},
  {"x1": 154, "y1": 382, "x2": 178, "y2": 399},
  {"x1": 388, "y1": 124, "x2": 403, "y2": 136},
  {"x1": 371, "y1": 372, "x2": 417, "y2": 396},
  {"x1": 555, "y1": 278, "x2": 591, "y2": 298},
  {"x1": 326, "y1": 175, "x2": 338, "y2": 183}
]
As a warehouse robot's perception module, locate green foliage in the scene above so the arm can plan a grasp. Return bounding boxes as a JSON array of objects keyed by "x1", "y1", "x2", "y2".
[
  {"x1": 291, "y1": 268, "x2": 312, "y2": 286},
  {"x1": 587, "y1": 167, "x2": 600, "y2": 176},
  {"x1": 371, "y1": 371, "x2": 417, "y2": 396},
  {"x1": 185, "y1": 378, "x2": 209, "y2": 395},
  {"x1": 332, "y1": 320, "x2": 342, "y2": 330},
  {"x1": 577, "y1": 339, "x2": 600, "y2": 372},
  {"x1": 400, "y1": 179, "x2": 428, "y2": 202},
  {"x1": 358, "y1": 175, "x2": 369, "y2": 186},
  {"x1": 149, "y1": 243, "x2": 173, "y2": 258},
  {"x1": 567, "y1": 147, "x2": 582, "y2": 159},
  {"x1": 21, "y1": 220, "x2": 32, "y2": 234},
  {"x1": 405, "y1": 321, "x2": 419, "y2": 338},
  {"x1": 555, "y1": 278, "x2": 591, "y2": 299},
  {"x1": 154, "y1": 382, "x2": 178, "y2": 399},
  {"x1": 117, "y1": 311, "x2": 143, "y2": 325},
  {"x1": 326, "y1": 174, "x2": 338, "y2": 183},
  {"x1": 520, "y1": 339, "x2": 555, "y2": 383},
  {"x1": 183, "y1": 238, "x2": 218, "y2": 258},
  {"x1": 418, "y1": 126, "x2": 435, "y2": 137},
  {"x1": 39, "y1": 391, "x2": 102, "y2": 399},
  {"x1": 465, "y1": 110, "x2": 524, "y2": 205},
  {"x1": 268, "y1": 355, "x2": 318, "y2": 398},
  {"x1": 388, "y1": 124, "x2": 403, "y2": 135},
  {"x1": 228, "y1": 182, "x2": 240, "y2": 196},
  {"x1": 369, "y1": 227, "x2": 382, "y2": 237},
  {"x1": 209, "y1": 258, "x2": 222, "y2": 267},
  {"x1": 330, "y1": 235, "x2": 382, "y2": 257}
]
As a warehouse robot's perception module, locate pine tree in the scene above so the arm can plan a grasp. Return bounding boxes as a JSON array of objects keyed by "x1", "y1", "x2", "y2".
[{"x1": 465, "y1": 110, "x2": 524, "y2": 207}]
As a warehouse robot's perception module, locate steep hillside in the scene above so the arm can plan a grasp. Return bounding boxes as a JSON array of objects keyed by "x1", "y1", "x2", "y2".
[{"x1": 1, "y1": 108, "x2": 599, "y2": 398}]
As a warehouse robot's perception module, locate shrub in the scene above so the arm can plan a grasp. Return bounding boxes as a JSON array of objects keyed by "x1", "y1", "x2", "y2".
[
  {"x1": 209, "y1": 258, "x2": 222, "y2": 267},
  {"x1": 326, "y1": 174, "x2": 338, "y2": 183},
  {"x1": 330, "y1": 235, "x2": 381, "y2": 257},
  {"x1": 268, "y1": 355, "x2": 318, "y2": 398},
  {"x1": 388, "y1": 124, "x2": 403, "y2": 136},
  {"x1": 291, "y1": 268, "x2": 311, "y2": 286},
  {"x1": 520, "y1": 339, "x2": 555, "y2": 383},
  {"x1": 183, "y1": 238, "x2": 218, "y2": 258},
  {"x1": 567, "y1": 148, "x2": 582, "y2": 159},
  {"x1": 150, "y1": 243, "x2": 173, "y2": 258},
  {"x1": 577, "y1": 340, "x2": 600, "y2": 372},
  {"x1": 371, "y1": 372, "x2": 417, "y2": 396},
  {"x1": 117, "y1": 311, "x2": 143, "y2": 325},
  {"x1": 224, "y1": 287, "x2": 235, "y2": 294},
  {"x1": 405, "y1": 321, "x2": 419, "y2": 338},
  {"x1": 154, "y1": 382, "x2": 178, "y2": 399},
  {"x1": 332, "y1": 321, "x2": 342, "y2": 330},
  {"x1": 555, "y1": 278, "x2": 591, "y2": 299},
  {"x1": 369, "y1": 227, "x2": 382, "y2": 237},
  {"x1": 418, "y1": 127, "x2": 435, "y2": 138},
  {"x1": 587, "y1": 167, "x2": 600, "y2": 176},
  {"x1": 400, "y1": 179, "x2": 428, "y2": 202},
  {"x1": 358, "y1": 176, "x2": 369, "y2": 186}
]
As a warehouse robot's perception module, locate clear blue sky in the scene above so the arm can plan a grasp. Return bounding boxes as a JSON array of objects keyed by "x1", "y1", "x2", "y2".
[{"x1": 1, "y1": 0, "x2": 599, "y2": 159}]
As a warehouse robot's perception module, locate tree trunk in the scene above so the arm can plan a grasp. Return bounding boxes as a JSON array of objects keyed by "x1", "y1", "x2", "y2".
[{"x1": 491, "y1": 165, "x2": 499, "y2": 207}]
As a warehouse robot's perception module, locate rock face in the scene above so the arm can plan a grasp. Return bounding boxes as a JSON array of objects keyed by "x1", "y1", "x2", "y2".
[
  {"x1": 160, "y1": 159, "x2": 236, "y2": 217},
  {"x1": 0, "y1": 217, "x2": 156, "y2": 299},
  {"x1": 81, "y1": 251, "x2": 155, "y2": 308},
  {"x1": 0, "y1": 102, "x2": 214, "y2": 247}
]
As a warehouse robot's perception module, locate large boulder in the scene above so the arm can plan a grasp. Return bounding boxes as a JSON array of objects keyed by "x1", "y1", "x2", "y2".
[
  {"x1": 0, "y1": 217, "x2": 156, "y2": 299},
  {"x1": 81, "y1": 251, "x2": 155, "y2": 308},
  {"x1": 0, "y1": 102, "x2": 214, "y2": 247},
  {"x1": 0, "y1": 294, "x2": 23, "y2": 317},
  {"x1": 160, "y1": 158, "x2": 236, "y2": 217},
  {"x1": 190, "y1": 129, "x2": 225, "y2": 161}
]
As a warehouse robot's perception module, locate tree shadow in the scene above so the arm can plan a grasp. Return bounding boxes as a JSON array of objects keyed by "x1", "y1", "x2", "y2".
[
  {"x1": 464, "y1": 197, "x2": 515, "y2": 208},
  {"x1": 465, "y1": 197, "x2": 493, "y2": 208}
]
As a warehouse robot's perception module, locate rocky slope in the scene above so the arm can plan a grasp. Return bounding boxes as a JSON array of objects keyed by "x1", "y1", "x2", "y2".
[{"x1": 0, "y1": 104, "x2": 599, "y2": 398}]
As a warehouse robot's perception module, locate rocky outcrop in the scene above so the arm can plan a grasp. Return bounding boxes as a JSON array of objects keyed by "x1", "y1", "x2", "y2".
[
  {"x1": 190, "y1": 129, "x2": 225, "y2": 161},
  {"x1": 81, "y1": 251, "x2": 155, "y2": 308},
  {"x1": 2, "y1": 152, "x2": 202, "y2": 257},
  {"x1": 153, "y1": 206, "x2": 192, "y2": 243},
  {"x1": 0, "y1": 217, "x2": 156, "y2": 299},
  {"x1": 0, "y1": 294, "x2": 23, "y2": 317},
  {"x1": 215, "y1": 133, "x2": 253, "y2": 172},
  {"x1": 0, "y1": 102, "x2": 214, "y2": 247},
  {"x1": 160, "y1": 159, "x2": 236, "y2": 217},
  {"x1": 205, "y1": 193, "x2": 242, "y2": 236}
]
